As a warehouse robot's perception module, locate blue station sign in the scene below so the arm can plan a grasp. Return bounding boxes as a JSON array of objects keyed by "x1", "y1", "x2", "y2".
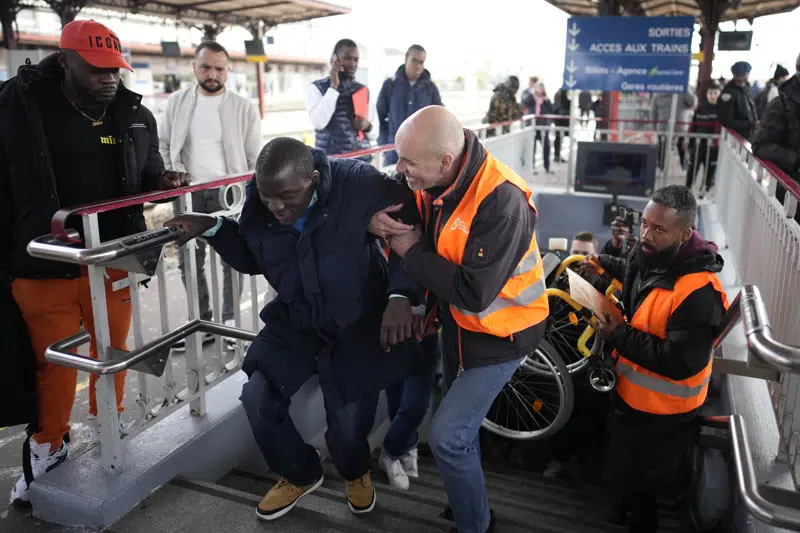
[{"x1": 562, "y1": 16, "x2": 694, "y2": 93}]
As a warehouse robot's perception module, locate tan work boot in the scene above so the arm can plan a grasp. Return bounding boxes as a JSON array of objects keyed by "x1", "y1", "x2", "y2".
[
  {"x1": 345, "y1": 471, "x2": 376, "y2": 514},
  {"x1": 256, "y1": 475, "x2": 324, "y2": 521}
]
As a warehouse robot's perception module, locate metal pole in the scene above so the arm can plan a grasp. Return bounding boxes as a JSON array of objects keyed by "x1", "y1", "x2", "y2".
[
  {"x1": 82, "y1": 213, "x2": 124, "y2": 471},
  {"x1": 179, "y1": 193, "x2": 207, "y2": 416},
  {"x1": 663, "y1": 93, "x2": 679, "y2": 188},
  {"x1": 567, "y1": 91, "x2": 580, "y2": 192}
]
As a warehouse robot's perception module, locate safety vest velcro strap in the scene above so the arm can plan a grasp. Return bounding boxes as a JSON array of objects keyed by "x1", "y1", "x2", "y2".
[
  {"x1": 512, "y1": 249, "x2": 540, "y2": 276},
  {"x1": 617, "y1": 360, "x2": 710, "y2": 399},
  {"x1": 453, "y1": 278, "x2": 546, "y2": 321}
]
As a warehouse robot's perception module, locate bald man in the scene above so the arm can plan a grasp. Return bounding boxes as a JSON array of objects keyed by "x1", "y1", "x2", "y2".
[
  {"x1": 370, "y1": 106, "x2": 549, "y2": 533},
  {"x1": 166, "y1": 137, "x2": 424, "y2": 521}
]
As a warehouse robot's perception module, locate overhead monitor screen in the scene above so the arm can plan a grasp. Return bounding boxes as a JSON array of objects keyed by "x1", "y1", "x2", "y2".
[{"x1": 574, "y1": 142, "x2": 656, "y2": 198}]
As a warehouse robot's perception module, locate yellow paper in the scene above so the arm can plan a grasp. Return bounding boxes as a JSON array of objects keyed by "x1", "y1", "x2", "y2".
[{"x1": 565, "y1": 268, "x2": 624, "y2": 324}]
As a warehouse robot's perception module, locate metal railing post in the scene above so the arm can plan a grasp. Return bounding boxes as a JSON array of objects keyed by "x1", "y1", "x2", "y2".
[
  {"x1": 82, "y1": 213, "x2": 124, "y2": 471},
  {"x1": 178, "y1": 193, "x2": 207, "y2": 416}
]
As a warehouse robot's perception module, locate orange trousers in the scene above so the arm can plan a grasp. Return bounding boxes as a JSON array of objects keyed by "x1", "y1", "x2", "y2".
[{"x1": 12, "y1": 268, "x2": 131, "y2": 451}]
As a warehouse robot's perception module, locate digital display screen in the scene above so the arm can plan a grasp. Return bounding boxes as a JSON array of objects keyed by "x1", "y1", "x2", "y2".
[
  {"x1": 583, "y1": 151, "x2": 647, "y2": 189},
  {"x1": 574, "y1": 142, "x2": 656, "y2": 198}
]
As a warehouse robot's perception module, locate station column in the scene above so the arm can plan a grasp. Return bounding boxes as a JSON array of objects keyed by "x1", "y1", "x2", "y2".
[
  {"x1": 246, "y1": 20, "x2": 268, "y2": 120},
  {"x1": 697, "y1": 0, "x2": 727, "y2": 103}
]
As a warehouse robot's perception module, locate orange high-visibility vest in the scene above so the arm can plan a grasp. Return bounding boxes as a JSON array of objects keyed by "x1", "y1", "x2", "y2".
[
  {"x1": 615, "y1": 272, "x2": 729, "y2": 415},
  {"x1": 414, "y1": 153, "x2": 549, "y2": 338}
]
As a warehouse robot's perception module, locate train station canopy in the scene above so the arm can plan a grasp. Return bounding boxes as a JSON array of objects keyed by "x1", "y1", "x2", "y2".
[
  {"x1": 83, "y1": 0, "x2": 349, "y2": 27},
  {"x1": 544, "y1": 0, "x2": 800, "y2": 22}
]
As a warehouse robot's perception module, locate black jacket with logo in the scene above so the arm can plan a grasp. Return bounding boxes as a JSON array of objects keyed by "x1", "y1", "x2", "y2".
[
  {"x1": 718, "y1": 80, "x2": 757, "y2": 140},
  {"x1": 401, "y1": 129, "x2": 546, "y2": 370},
  {"x1": 0, "y1": 54, "x2": 165, "y2": 280}
]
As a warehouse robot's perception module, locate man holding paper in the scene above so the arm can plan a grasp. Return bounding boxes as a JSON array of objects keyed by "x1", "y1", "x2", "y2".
[{"x1": 583, "y1": 185, "x2": 727, "y2": 533}]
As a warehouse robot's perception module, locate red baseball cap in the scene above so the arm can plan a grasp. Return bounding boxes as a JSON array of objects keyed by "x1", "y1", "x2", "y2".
[{"x1": 59, "y1": 19, "x2": 133, "y2": 72}]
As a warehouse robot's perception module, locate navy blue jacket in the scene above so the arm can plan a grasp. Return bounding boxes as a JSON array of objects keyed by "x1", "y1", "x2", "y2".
[
  {"x1": 377, "y1": 66, "x2": 442, "y2": 164},
  {"x1": 207, "y1": 149, "x2": 422, "y2": 406}
]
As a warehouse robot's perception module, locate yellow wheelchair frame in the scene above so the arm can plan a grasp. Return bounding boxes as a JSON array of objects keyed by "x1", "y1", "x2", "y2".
[{"x1": 546, "y1": 254, "x2": 623, "y2": 360}]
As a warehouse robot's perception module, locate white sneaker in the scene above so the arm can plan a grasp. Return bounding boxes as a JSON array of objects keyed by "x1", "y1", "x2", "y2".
[
  {"x1": 379, "y1": 449, "x2": 409, "y2": 490},
  {"x1": 542, "y1": 459, "x2": 565, "y2": 478},
  {"x1": 10, "y1": 438, "x2": 68, "y2": 504},
  {"x1": 399, "y1": 447, "x2": 419, "y2": 478}
]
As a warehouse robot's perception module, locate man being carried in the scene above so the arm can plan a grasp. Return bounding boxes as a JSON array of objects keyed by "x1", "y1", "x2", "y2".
[{"x1": 166, "y1": 137, "x2": 421, "y2": 521}]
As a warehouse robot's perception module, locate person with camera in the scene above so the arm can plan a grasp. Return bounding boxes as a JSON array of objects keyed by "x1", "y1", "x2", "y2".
[
  {"x1": 583, "y1": 186, "x2": 727, "y2": 533},
  {"x1": 601, "y1": 214, "x2": 638, "y2": 258},
  {"x1": 307, "y1": 39, "x2": 376, "y2": 156}
]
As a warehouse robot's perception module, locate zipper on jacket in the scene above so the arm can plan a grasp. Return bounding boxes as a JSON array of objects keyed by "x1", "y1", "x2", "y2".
[{"x1": 456, "y1": 325, "x2": 464, "y2": 376}]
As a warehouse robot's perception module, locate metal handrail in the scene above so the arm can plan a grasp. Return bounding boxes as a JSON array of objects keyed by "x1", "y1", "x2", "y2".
[
  {"x1": 713, "y1": 285, "x2": 800, "y2": 373},
  {"x1": 27, "y1": 226, "x2": 185, "y2": 266},
  {"x1": 704, "y1": 415, "x2": 800, "y2": 530},
  {"x1": 44, "y1": 319, "x2": 257, "y2": 375}
]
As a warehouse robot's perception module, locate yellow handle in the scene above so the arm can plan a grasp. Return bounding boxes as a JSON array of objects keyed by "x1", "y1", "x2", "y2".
[
  {"x1": 577, "y1": 325, "x2": 595, "y2": 358},
  {"x1": 553, "y1": 254, "x2": 586, "y2": 279}
]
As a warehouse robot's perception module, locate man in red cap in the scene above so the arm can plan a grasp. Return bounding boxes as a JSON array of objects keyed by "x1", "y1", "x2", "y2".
[{"x1": 0, "y1": 19, "x2": 188, "y2": 505}]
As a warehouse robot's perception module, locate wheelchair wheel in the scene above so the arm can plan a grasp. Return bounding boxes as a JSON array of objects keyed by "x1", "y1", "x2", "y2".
[
  {"x1": 482, "y1": 340, "x2": 575, "y2": 440},
  {"x1": 541, "y1": 295, "x2": 593, "y2": 374}
]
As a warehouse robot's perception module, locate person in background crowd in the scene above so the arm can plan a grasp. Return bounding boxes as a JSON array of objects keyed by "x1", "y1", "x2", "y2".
[
  {"x1": 522, "y1": 81, "x2": 553, "y2": 175},
  {"x1": 753, "y1": 52, "x2": 800, "y2": 223},
  {"x1": 308, "y1": 39, "x2": 376, "y2": 156},
  {"x1": 0, "y1": 19, "x2": 188, "y2": 504},
  {"x1": 578, "y1": 90, "x2": 592, "y2": 127},
  {"x1": 165, "y1": 137, "x2": 423, "y2": 521},
  {"x1": 484, "y1": 75, "x2": 523, "y2": 136},
  {"x1": 551, "y1": 88, "x2": 571, "y2": 163},
  {"x1": 377, "y1": 44, "x2": 443, "y2": 165},
  {"x1": 687, "y1": 81, "x2": 722, "y2": 196},
  {"x1": 719, "y1": 61, "x2": 757, "y2": 140},
  {"x1": 756, "y1": 64, "x2": 790, "y2": 118},
  {"x1": 584, "y1": 185, "x2": 727, "y2": 533},
  {"x1": 520, "y1": 76, "x2": 538, "y2": 115},
  {"x1": 159, "y1": 40, "x2": 261, "y2": 352},
  {"x1": 570, "y1": 231, "x2": 598, "y2": 257},
  {"x1": 543, "y1": 231, "x2": 611, "y2": 479},
  {"x1": 651, "y1": 91, "x2": 697, "y2": 170},
  {"x1": 371, "y1": 105, "x2": 549, "y2": 533}
]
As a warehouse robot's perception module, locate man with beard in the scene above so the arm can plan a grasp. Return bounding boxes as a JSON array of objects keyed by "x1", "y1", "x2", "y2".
[
  {"x1": 160, "y1": 41, "x2": 262, "y2": 352},
  {"x1": 0, "y1": 19, "x2": 187, "y2": 504},
  {"x1": 583, "y1": 185, "x2": 727, "y2": 533},
  {"x1": 308, "y1": 39, "x2": 376, "y2": 156}
]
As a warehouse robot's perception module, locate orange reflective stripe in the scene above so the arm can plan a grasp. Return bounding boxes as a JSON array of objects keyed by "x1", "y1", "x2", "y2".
[
  {"x1": 422, "y1": 152, "x2": 548, "y2": 338},
  {"x1": 615, "y1": 271, "x2": 728, "y2": 415}
]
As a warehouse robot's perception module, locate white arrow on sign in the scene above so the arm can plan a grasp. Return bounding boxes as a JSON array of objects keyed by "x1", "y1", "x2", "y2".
[
  {"x1": 566, "y1": 60, "x2": 578, "y2": 73},
  {"x1": 568, "y1": 22, "x2": 581, "y2": 37},
  {"x1": 565, "y1": 76, "x2": 577, "y2": 88},
  {"x1": 567, "y1": 39, "x2": 580, "y2": 52}
]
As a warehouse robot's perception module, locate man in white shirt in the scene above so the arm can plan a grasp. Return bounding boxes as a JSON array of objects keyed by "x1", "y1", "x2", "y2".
[
  {"x1": 159, "y1": 41, "x2": 262, "y2": 350},
  {"x1": 307, "y1": 39, "x2": 377, "y2": 158}
]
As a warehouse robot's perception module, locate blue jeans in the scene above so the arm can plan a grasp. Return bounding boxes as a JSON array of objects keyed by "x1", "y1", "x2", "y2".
[
  {"x1": 241, "y1": 369, "x2": 379, "y2": 485},
  {"x1": 428, "y1": 354, "x2": 525, "y2": 533},
  {"x1": 383, "y1": 334, "x2": 440, "y2": 458}
]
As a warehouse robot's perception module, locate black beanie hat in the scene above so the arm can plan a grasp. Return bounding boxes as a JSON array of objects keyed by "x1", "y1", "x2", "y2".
[{"x1": 775, "y1": 64, "x2": 790, "y2": 80}]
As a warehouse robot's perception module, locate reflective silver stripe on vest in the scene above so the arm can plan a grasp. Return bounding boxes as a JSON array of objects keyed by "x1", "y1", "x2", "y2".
[
  {"x1": 617, "y1": 360, "x2": 710, "y2": 399},
  {"x1": 454, "y1": 277, "x2": 546, "y2": 320},
  {"x1": 512, "y1": 249, "x2": 540, "y2": 276}
]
